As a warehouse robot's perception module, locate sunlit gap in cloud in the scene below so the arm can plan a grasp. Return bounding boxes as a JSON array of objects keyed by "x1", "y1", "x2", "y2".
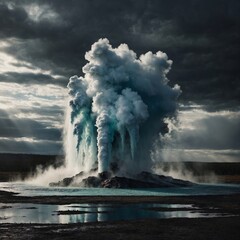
[
  {"x1": 151, "y1": 104, "x2": 240, "y2": 181},
  {"x1": 152, "y1": 104, "x2": 240, "y2": 162},
  {"x1": 0, "y1": 39, "x2": 64, "y2": 81},
  {"x1": 0, "y1": 82, "x2": 67, "y2": 155},
  {"x1": 0, "y1": 82, "x2": 67, "y2": 109},
  {"x1": 22, "y1": 2, "x2": 62, "y2": 23}
]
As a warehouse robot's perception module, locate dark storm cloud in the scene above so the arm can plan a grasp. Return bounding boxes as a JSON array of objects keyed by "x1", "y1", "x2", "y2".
[
  {"x1": 0, "y1": 0, "x2": 239, "y2": 157},
  {"x1": 0, "y1": 1, "x2": 67, "y2": 39},
  {"x1": 0, "y1": 3, "x2": 30, "y2": 38},
  {"x1": 0, "y1": 0, "x2": 239, "y2": 110}
]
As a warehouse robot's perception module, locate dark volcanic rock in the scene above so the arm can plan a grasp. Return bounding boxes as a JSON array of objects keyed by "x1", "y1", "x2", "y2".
[
  {"x1": 136, "y1": 171, "x2": 193, "y2": 187},
  {"x1": 49, "y1": 171, "x2": 194, "y2": 188},
  {"x1": 82, "y1": 176, "x2": 101, "y2": 188},
  {"x1": 49, "y1": 177, "x2": 73, "y2": 187},
  {"x1": 100, "y1": 176, "x2": 167, "y2": 188},
  {"x1": 49, "y1": 171, "x2": 85, "y2": 187},
  {"x1": 98, "y1": 171, "x2": 111, "y2": 180}
]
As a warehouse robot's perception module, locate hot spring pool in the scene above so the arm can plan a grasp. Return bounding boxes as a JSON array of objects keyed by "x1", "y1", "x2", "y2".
[{"x1": 0, "y1": 182, "x2": 240, "y2": 197}]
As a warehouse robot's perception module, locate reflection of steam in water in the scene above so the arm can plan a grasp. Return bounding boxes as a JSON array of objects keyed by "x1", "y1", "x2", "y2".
[
  {"x1": 97, "y1": 206, "x2": 108, "y2": 222},
  {"x1": 55, "y1": 203, "x2": 231, "y2": 224},
  {"x1": 0, "y1": 203, "x2": 59, "y2": 224},
  {"x1": 58, "y1": 204, "x2": 112, "y2": 223},
  {"x1": 0, "y1": 203, "x2": 236, "y2": 224}
]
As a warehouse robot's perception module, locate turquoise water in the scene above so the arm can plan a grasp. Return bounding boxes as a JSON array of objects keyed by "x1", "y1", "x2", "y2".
[{"x1": 0, "y1": 182, "x2": 240, "y2": 197}]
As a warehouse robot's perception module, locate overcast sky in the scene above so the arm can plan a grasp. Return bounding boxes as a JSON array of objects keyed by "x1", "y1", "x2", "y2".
[{"x1": 0, "y1": 0, "x2": 239, "y2": 161}]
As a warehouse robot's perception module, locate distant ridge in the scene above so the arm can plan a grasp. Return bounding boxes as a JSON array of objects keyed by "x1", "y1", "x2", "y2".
[
  {"x1": 155, "y1": 161, "x2": 240, "y2": 176},
  {"x1": 0, "y1": 154, "x2": 239, "y2": 175},
  {"x1": 0, "y1": 153, "x2": 64, "y2": 172},
  {"x1": 0, "y1": 154, "x2": 239, "y2": 183}
]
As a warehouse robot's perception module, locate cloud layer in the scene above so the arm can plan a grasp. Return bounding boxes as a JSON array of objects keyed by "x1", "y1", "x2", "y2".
[
  {"x1": 0, "y1": 0, "x2": 239, "y2": 108},
  {"x1": 0, "y1": 0, "x2": 239, "y2": 160}
]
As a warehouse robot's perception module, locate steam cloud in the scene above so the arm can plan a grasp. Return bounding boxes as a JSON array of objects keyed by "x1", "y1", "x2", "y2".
[{"x1": 66, "y1": 38, "x2": 181, "y2": 174}]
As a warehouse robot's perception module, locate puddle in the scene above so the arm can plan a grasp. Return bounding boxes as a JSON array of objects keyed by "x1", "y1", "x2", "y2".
[{"x1": 0, "y1": 203, "x2": 234, "y2": 224}]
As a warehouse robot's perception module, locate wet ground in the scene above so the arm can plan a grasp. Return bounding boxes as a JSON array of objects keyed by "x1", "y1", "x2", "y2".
[
  {"x1": 0, "y1": 189, "x2": 240, "y2": 239},
  {"x1": 1, "y1": 217, "x2": 240, "y2": 240},
  {"x1": 1, "y1": 202, "x2": 233, "y2": 224}
]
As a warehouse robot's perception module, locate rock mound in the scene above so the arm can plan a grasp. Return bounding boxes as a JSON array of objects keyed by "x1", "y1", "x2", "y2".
[{"x1": 49, "y1": 171, "x2": 194, "y2": 188}]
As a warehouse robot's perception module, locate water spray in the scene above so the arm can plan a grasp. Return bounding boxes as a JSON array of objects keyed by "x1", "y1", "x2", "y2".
[{"x1": 65, "y1": 38, "x2": 181, "y2": 175}]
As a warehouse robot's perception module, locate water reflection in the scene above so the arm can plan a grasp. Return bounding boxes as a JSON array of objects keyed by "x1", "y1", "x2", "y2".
[{"x1": 0, "y1": 203, "x2": 233, "y2": 224}]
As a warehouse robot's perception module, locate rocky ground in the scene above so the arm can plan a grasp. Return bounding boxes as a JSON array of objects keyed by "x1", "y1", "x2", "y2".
[
  {"x1": 49, "y1": 171, "x2": 194, "y2": 188},
  {"x1": 0, "y1": 217, "x2": 240, "y2": 240}
]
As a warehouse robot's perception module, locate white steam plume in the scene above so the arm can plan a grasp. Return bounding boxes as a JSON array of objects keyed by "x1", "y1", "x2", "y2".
[{"x1": 66, "y1": 38, "x2": 181, "y2": 174}]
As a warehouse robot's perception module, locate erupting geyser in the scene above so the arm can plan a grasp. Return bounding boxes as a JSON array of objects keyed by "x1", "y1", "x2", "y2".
[{"x1": 65, "y1": 38, "x2": 181, "y2": 176}]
